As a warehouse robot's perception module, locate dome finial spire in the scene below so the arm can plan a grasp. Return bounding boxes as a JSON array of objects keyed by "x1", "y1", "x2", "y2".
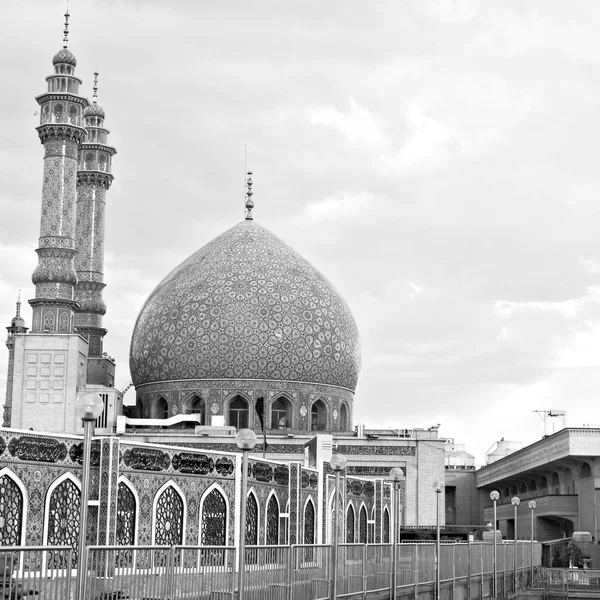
[
  {"x1": 93, "y1": 71, "x2": 99, "y2": 103},
  {"x1": 16, "y1": 290, "x2": 21, "y2": 318},
  {"x1": 245, "y1": 171, "x2": 254, "y2": 220},
  {"x1": 63, "y1": 3, "x2": 70, "y2": 49}
]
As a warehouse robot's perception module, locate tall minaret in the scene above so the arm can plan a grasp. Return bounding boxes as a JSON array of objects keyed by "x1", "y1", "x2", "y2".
[
  {"x1": 74, "y1": 72, "x2": 116, "y2": 358},
  {"x1": 3, "y1": 295, "x2": 28, "y2": 427},
  {"x1": 30, "y1": 10, "x2": 89, "y2": 333}
]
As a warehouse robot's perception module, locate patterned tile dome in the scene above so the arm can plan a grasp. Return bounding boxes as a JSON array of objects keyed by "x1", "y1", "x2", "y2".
[
  {"x1": 130, "y1": 220, "x2": 361, "y2": 391},
  {"x1": 84, "y1": 103, "x2": 105, "y2": 118},
  {"x1": 52, "y1": 48, "x2": 77, "y2": 66}
]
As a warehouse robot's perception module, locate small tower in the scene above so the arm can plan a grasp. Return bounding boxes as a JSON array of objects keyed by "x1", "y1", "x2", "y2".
[
  {"x1": 3, "y1": 296, "x2": 28, "y2": 427},
  {"x1": 74, "y1": 72, "x2": 116, "y2": 372},
  {"x1": 30, "y1": 10, "x2": 89, "y2": 333}
]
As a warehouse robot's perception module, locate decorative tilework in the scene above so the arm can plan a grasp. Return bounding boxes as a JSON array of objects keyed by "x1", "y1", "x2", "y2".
[{"x1": 130, "y1": 221, "x2": 361, "y2": 390}]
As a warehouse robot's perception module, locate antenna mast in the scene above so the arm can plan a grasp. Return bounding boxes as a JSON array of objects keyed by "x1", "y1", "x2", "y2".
[{"x1": 533, "y1": 409, "x2": 567, "y2": 436}]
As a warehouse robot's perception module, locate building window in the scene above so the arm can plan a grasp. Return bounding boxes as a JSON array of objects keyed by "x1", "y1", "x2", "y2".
[
  {"x1": 246, "y1": 493, "x2": 258, "y2": 546},
  {"x1": 266, "y1": 495, "x2": 279, "y2": 545},
  {"x1": 155, "y1": 397, "x2": 168, "y2": 419},
  {"x1": 346, "y1": 504, "x2": 355, "y2": 543},
  {"x1": 359, "y1": 506, "x2": 367, "y2": 544},
  {"x1": 47, "y1": 477, "x2": 80, "y2": 568},
  {"x1": 154, "y1": 486, "x2": 183, "y2": 546},
  {"x1": 304, "y1": 500, "x2": 315, "y2": 544},
  {"x1": 116, "y1": 482, "x2": 136, "y2": 546},
  {"x1": 339, "y1": 403, "x2": 349, "y2": 431},
  {"x1": 271, "y1": 397, "x2": 291, "y2": 429},
  {"x1": 310, "y1": 400, "x2": 327, "y2": 431},
  {"x1": 201, "y1": 488, "x2": 227, "y2": 546},
  {"x1": 383, "y1": 507, "x2": 390, "y2": 544},
  {"x1": 0, "y1": 472, "x2": 23, "y2": 546},
  {"x1": 228, "y1": 396, "x2": 248, "y2": 429}
]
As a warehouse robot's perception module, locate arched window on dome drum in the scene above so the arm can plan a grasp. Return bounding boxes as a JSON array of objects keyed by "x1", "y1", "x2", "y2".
[
  {"x1": 311, "y1": 400, "x2": 327, "y2": 432},
  {"x1": 271, "y1": 397, "x2": 292, "y2": 429},
  {"x1": 0, "y1": 473, "x2": 23, "y2": 546},
  {"x1": 266, "y1": 495, "x2": 279, "y2": 545},
  {"x1": 383, "y1": 507, "x2": 390, "y2": 544},
  {"x1": 228, "y1": 396, "x2": 248, "y2": 429},
  {"x1": 187, "y1": 394, "x2": 205, "y2": 426},
  {"x1": 346, "y1": 504, "x2": 355, "y2": 543},
  {"x1": 359, "y1": 506, "x2": 367, "y2": 544},
  {"x1": 154, "y1": 397, "x2": 169, "y2": 420},
  {"x1": 339, "y1": 403, "x2": 349, "y2": 431}
]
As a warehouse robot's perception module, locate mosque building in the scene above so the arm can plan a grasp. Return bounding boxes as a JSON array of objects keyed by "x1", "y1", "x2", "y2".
[{"x1": 0, "y1": 11, "x2": 472, "y2": 555}]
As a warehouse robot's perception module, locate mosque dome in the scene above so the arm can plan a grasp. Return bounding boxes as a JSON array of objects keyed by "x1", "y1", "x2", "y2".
[
  {"x1": 130, "y1": 220, "x2": 361, "y2": 391},
  {"x1": 52, "y1": 48, "x2": 77, "y2": 66},
  {"x1": 10, "y1": 316, "x2": 25, "y2": 328},
  {"x1": 84, "y1": 103, "x2": 105, "y2": 118}
]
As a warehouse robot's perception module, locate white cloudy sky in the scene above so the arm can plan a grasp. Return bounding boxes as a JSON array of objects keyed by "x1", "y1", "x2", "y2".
[{"x1": 2, "y1": 0, "x2": 600, "y2": 464}]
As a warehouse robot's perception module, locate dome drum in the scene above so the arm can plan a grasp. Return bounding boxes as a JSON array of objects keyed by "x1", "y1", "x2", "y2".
[{"x1": 134, "y1": 379, "x2": 354, "y2": 434}]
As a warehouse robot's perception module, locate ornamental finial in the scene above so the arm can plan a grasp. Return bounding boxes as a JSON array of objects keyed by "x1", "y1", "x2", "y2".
[
  {"x1": 16, "y1": 290, "x2": 21, "y2": 318},
  {"x1": 245, "y1": 171, "x2": 254, "y2": 220},
  {"x1": 63, "y1": 4, "x2": 70, "y2": 48},
  {"x1": 93, "y1": 72, "x2": 99, "y2": 103}
]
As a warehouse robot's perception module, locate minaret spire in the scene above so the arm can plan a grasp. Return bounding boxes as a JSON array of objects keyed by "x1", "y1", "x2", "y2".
[
  {"x1": 245, "y1": 171, "x2": 254, "y2": 220},
  {"x1": 93, "y1": 71, "x2": 99, "y2": 102},
  {"x1": 63, "y1": 6, "x2": 70, "y2": 48},
  {"x1": 4, "y1": 291, "x2": 28, "y2": 427}
]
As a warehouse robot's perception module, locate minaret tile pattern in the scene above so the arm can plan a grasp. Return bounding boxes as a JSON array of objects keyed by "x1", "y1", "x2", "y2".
[
  {"x1": 30, "y1": 12, "x2": 89, "y2": 333},
  {"x1": 74, "y1": 72, "x2": 116, "y2": 356},
  {"x1": 3, "y1": 295, "x2": 28, "y2": 427}
]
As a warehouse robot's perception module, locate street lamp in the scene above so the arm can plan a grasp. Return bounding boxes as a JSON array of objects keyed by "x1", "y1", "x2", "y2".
[
  {"x1": 236, "y1": 428, "x2": 257, "y2": 600},
  {"x1": 528, "y1": 500, "x2": 536, "y2": 585},
  {"x1": 329, "y1": 454, "x2": 347, "y2": 600},
  {"x1": 74, "y1": 391, "x2": 104, "y2": 600},
  {"x1": 434, "y1": 481, "x2": 443, "y2": 600},
  {"x1": 511, "y1": 496, "x2": 520, "y2": 594},
  {"x1": 490, "y1": 490, "x2": 500, "y2": 599},
  {"x1": 389, "y1": 467, "x2": 405, "y2": 600}
]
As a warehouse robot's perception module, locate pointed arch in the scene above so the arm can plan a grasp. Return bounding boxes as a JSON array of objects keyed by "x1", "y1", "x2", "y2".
[
  {"x1": 199, "y1": 483, "x2": 229, "y2": 546},
  {"x1": 154, "y1": 396, "x2": 169, "y2": 419},
  {"x1": 0, "y1": 467, "x2": 27, "y2": 546},
  {"x1": 227, "y1": 394, "x2": 249, "y2": 429},
  {"x1": 383, "y1": 507, "x2": 390, "y2": 544},
  {"x1": 265, "y1": 492, "x2": 280, "y2": 545},
  {"x1": 359, "y1": 504, "x2": 368, "y2": 544},
  {"x1": 246, "y1": 489, "x2": 259, "y2": 546},
  {"x1": 152, "y1": 480, "x2": 185, "y2": 546},
  {"x1": 271, "y1": 395, "x2": 293, "y2": 429},
  {"x1": 310, "y1": 399, "x2": 328, "y2": 432},
  {"x1": 339, "y1": 402, "x2": 349, "y2": 431},
  {"x1": 327, "y1": 484, "x2": 344, "y2": 544},
  {"x1": 44, "y1": 472, "x2": 81, "y2": 568},
  {"x1": 116, "y1": 477, "x2": 138, "y2": 547},
  {"x1": 303, "y1": 497, "x2": 316, "y2": 544},
  {"x1": 184, "y1": 392, "x2": 206, "y2": 426},
  {"x1": 346, "y1": 503, "x2": 355, "y2": 543}
]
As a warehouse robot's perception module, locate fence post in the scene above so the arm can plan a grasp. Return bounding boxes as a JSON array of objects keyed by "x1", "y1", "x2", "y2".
[
  {"x1": 287, "y1": 545, "x2": 294, "y2": 600},
  {"x1": 503, "y1": 543, "x2": 507, "y2": 598},
  {"x1": 451, "y1": 544, "x2": 455, "y2": 600},
  {"x1": 166, "y1": 546, "x2": 177, "y2": 600},
  {"x1": 362, "y1": 544, "x2": 367, "y2": 600},
  {"x1": 414, "y1": 544, "x2": 419, "y2": 599},
  {"x1": 466, "y1": 541, "x2": 471, "y2": 600}
]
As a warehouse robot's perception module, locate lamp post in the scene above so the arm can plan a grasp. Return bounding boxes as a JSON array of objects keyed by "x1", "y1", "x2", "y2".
[
  {"x1": 511, "y1": 496, "x2": 520, "y2": 595},
  {"x1": 434, "y1": 481, "x2": 443, "y2": 600},
  {"x1": 74, "y1": 391, "x2": 104, "y2": 600},
  {"x1": 528, "y1": 500, "x2": 536, "y2": 586},
  {"x1": 389, "y1": 467, "x2": 405, "y2": 600},
  {"x1": 236, "y1": 428, "x2": 257, "y2": 600},
  {"x1": 490, "y1": 490, "x2": 500, "y2": 599},
  {"x1": 329, "y1": 454, "x2": 347, "y2": 600}
]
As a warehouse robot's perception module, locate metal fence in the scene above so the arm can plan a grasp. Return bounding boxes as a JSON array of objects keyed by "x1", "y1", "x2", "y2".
[
  {"x1": 0, "y1": 541, "x2": 542, "y2": 600},
  {"x1": 536, "y1": 567, "x2": 600, "y2": 594}
]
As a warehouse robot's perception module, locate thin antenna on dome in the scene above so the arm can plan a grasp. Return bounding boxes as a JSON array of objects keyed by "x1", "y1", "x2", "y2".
[
  {"x1": 63, "y1": 2, "x2": 70, "y2": 49},
  {"x1": 245, "y1": 171, "x2": 254, "y2": 220},
  {"x1": 93, "y1": 72, "x2": 99, "y2": 103}
]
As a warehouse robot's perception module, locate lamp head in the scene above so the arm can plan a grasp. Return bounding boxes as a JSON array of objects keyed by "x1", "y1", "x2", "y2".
[
  {"x1": 434, "y1": 481, "x2": 443, "y2": 493},
  {"x1": 329, "y1": 453, "x2": 347, "y2": 472},
  {"x1": 389, "y1": 467, "x2": 405, "y2": 482},
  {"x1": 74, "y1": 391, "x2": 104, "y2": 422},
  {"x1": 490, "y1": 490, "x2": 500, "y2": 501},
  {"x1": 528, "y1": 500, "x2": 536, "y2": 510},
  {"x1": 511, "y1": 496, "x2": 520, "y2": 506},
  {"x1": 236, "y1": 428, "x2": 257, "y2": 450}
]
